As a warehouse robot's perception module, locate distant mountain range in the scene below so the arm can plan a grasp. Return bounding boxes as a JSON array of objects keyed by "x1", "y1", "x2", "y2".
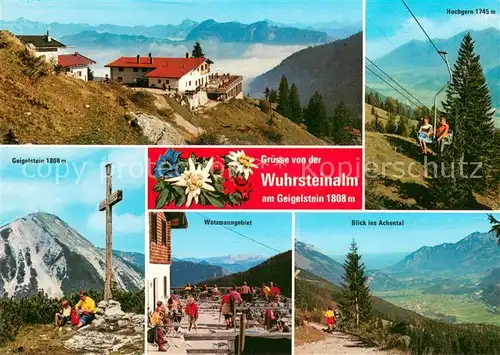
[
  {"x1": 249, "y1": 31, "x2": 362, "y2": 117},
  {"x1": 179, "y1": 254, "x2": 266, "y2": 273},
  {"x1": 387, "y1": 232, "x2": 499, "y2": 275},
  {"x1": 97, "y1": 248, "x2": 145, "y2": 272},
  {"x1": 2, "y1": 17, "x2": 329, "y2": 45},
  {"x1": 295, "y1": 241, "x2": 344, "y2": 284},
  {"x1": 367, "y1": 28, "x2": 500, "y2": 122},
  {"x1": 171, "y1": 259, "x2": 229, "y2": 287},
  {"x1": 0, "y1": 213, "x2": 144, "y2": 299},
  {"x1": 186, "y1": 19, "x2": 327, "y2": 44},
  {"x1": 198, "y1": 251, "x2": 292, "y2": 297}
]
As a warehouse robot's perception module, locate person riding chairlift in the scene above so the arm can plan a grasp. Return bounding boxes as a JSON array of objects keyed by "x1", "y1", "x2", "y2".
[
  {"x1": 433, "y1": 116, "x2": 450, "y2": 152},
  {"x1": 417, "y1": 116, "x2": 433, "y2": 155}
]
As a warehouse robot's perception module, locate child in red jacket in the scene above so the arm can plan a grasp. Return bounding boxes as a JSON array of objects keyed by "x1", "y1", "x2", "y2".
[{"x1": 185, "y1": 296, "x2": 199, "y2": 332}]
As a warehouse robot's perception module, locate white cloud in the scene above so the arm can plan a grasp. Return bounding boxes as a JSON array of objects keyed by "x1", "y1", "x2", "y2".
[
  {"x1": 367, "y1": 15, "x2": 500, "y2": 58},
  {"x1": 87, "y1": 211, "x2": 144, "y2": 234}
]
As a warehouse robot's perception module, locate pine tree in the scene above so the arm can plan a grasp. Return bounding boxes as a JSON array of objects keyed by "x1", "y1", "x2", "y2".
[
  {"x1": 191, "y1": 41, "x2": 205, "y2": 58},
  {"x1": 303, "y1": 91, "x2": 327, "y2": 137},
  {"x1": 441, "y1": 32, "x2": 496, "y2": 193},
  {"x1": 488, "y1": 214, "x2": 500, "y2": 244},
  {"x1": 397, "y1": 116, "x2": 411, "y2": 137},
  {"x1": 386, "y1": 114, "x2": 398, "y2": 134},
  {"x1": 330, "y1": 101, "x2": 353, "y2": 144},
  {"x1": 339, "y1": 240, "x2": 372, "y2": 329},
  {"x1": 268, "y1": 89, "x2": 278, "y2": 104},
  {"x1": 429, "y1": 33, "x2": 497, "y2": 208},
  {"x1": 264, "y1": 87, "x2": 270, "y2": 101},
  {"x1": 277, "y1": 75, "x2": 290, "y2": 118},
  {"x1": 288, "y1": 83, "x2": 302, "y2": 123}
]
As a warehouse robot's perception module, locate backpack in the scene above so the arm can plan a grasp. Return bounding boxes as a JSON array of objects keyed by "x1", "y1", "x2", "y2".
[{"x1": 70, "y1": 311, "x2": 80, "y2": 325}]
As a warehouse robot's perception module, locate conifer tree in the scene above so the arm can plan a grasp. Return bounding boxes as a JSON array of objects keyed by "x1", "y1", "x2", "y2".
[
  {"x1": 191, "y1": 41, "x2": 205, "y2": 58},
  {"x1": 397, "y1": 116, "x2": 411, "y2": 137},
  {"x1": 330, "y1": 101, "x2": 353, "y2": 144},
  {"x1": 339, "y1": 240, "x2": 372, "y2": 329},
  {"x1": 277, "y1": 75, "x2": 290, "y2": 118},
  {"x1": 386, "y1": 114, "x2": 398, "y2": 134},
  {"x1": 303, "y1": 91, "x2": 327, "y2": 137},
  {"x1": 429, "y1": 33, "x2": 497, "y2": 208},
  {"x1": 263, "y1": 87, "x2": 270, "y2": 101},
  {"x1": 268, "y1": 89, "x2": 278, "y2": 104},
  {"x1": 441, "y1": 32, "x2": 496, "y2": 193},
  {"x1": 288, "y1": 83, "x2": 302, "y2": 123},
  {"x1": 488, "y1": 214, "x2": 500, "y2": 244}
]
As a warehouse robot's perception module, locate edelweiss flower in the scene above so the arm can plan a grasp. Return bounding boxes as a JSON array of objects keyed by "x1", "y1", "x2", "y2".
[
  {"x1": 227, "y1": 150, "x2": 258, "y2": 180},
  {"x1": 166, "y1": 157, "x2": 215, "y2": 207}
]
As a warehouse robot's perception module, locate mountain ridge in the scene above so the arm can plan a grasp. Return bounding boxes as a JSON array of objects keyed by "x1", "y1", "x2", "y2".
[{"x1": 0, "y1": 212, "x2": 143, "y2": 299}]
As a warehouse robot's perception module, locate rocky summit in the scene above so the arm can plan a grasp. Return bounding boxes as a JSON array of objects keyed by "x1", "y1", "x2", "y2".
[{"x1": 63, "y1": 300, "x2": 144, "y2": 354}]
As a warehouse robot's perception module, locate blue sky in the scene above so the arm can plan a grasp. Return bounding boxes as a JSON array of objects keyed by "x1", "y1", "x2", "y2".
[
  {"x1": 1, "y1": 0, "x2": 361, "y2": 27},
  {"x1": 296, "y1": 212, "x2": 495, "y2": 256},
  {"x1": 0, "y1": 147, "x2": 145, "y2": 253},
  {"x1": 367, "y1": 0, "x2": 500, "y2": 58},
  {"x1": 171, "y1": 212, "x2": 292, "y2": 259}
]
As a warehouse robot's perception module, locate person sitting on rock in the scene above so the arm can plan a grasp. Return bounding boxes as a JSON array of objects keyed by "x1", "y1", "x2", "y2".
[
  {"x1": 185, "y1": 296, "x2": 199, "y2": 332},
  {"x1": 73, "y1": 291, "x2": 97, "y2": 330},
  {"x1": 54, "y1": 300, "x2": 72, "y2": 328}
]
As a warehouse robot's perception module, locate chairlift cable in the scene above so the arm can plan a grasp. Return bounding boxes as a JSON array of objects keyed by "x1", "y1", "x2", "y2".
[
  {"x1": 193, "y1": 212, "x2": 281, "y2": 253},
  {"x1": 366, "y1": 57, "x2": 428, "y2": 109},
  {"x1": 365, "y1": 65, "x2": 421, "y2": 108},
  {"x1": 401, "y1": 0, "x2": 446, "y2": 62}
]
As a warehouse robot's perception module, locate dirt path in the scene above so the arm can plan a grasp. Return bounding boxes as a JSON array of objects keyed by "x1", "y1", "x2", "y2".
[{"x1": 295, "y1": 323, "x2": 388, "y2": 355}]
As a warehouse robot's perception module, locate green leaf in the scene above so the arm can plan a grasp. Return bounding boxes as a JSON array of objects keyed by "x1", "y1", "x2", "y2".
[
  {"x1": 176, "y1": 192, "x2": 187, "y2": 207},
  {"x1": 205, "y1": 192, "x2": 225, "y2": 208},
  {"x1": 155, "y1": 189, "x2": 170, "y2": 209},
  {"x1": 199, "y1": 194, "x2": 207, "y2": 206}
]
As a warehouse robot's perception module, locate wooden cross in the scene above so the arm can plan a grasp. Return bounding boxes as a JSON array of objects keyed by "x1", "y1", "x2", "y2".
[{"x1": 98, "y1": 163, "x2": 123, "y2": 301}]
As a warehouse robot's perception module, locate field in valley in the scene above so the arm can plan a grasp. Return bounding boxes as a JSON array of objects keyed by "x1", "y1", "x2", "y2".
[{"x1": 374, "y1": 289, "x2": 500, "y2": 326}]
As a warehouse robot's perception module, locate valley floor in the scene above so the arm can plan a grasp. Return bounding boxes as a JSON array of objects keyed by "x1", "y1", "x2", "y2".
[{"x1": 374, "y1": 289, "x2": 500, "y2": 326}]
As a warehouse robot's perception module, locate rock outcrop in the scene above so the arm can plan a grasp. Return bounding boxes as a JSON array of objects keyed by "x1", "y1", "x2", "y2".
[{"x1": 63, "y1": 300, "x2": 144, "y2": 355}]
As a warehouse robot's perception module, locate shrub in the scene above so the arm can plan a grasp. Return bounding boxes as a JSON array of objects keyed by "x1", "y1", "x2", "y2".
[
  {"x1": 259, "y1": 126, "x2": 284, "y2": 143},
  {"x1": 128, "y1": 90, "x2": 155, "y2": 110},
  {"x1": 190, "y1": 132, "x2": 221, "y2": 145}
]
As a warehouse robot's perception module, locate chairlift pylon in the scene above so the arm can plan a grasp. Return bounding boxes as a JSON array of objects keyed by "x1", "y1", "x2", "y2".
[{"x1": 432, "y1": 51, "x2": 454, "y2": 155}]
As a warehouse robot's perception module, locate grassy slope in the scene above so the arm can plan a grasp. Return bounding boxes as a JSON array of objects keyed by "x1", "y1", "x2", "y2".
[
  {"x1": 0, "y1": 31, "x2": 153, "y2": 144},
  {"x1": 0, "y1": 31, "x2": 325, "y2": 145},
  {"x1": 167, "y1": 96, "x2": 326, "y2": 145},
  {"x1": 365, "y1": 131, "x2": 500, "y2": 210}
]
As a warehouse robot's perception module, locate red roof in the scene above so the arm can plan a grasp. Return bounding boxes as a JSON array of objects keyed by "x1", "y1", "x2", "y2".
[
  {"x1": 58, "y1": 52, "x2": 95, "y2": 68},
  {"x1": 105, "y1": 56, "x2": 207, "y2": 78}
]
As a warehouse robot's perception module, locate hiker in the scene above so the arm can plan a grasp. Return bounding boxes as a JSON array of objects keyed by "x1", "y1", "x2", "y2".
[
  {"x1": 185, "y1": 296, "x2": 199, "y2": 332},
  {"x1": 212, "y1": 284, "x2": 220, "y2": 296},
  {"x1": 220, "y1": 289, "x2": 233, "y2": 329},
  {"x1": 417, "y1": 116, "x2": 433, "y2": 154},
  {"x1": 162, "y1": 82, "x2": 167, "y2": 91},
  {"x1": 54, "y1": 300, "x2": 72, "y2": 328},
  {"x1": 264, "y1": 304, "x2": 276, "y2": 330},
  {"x1": 185, "y1": 283, "x2": 192, "y2": 291},
  {"x1": 240, "y1": 281, "x2": 252, "y2": 303},
  {"x1": 324, "y1": 306, "x2": 336, "y2": 332},
  {"x1": 73, "y1": 291, "x2": 96, "y2": 330},
  {"x1": 270, "y1": 282, "x2": 281, "y2": 303}
]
